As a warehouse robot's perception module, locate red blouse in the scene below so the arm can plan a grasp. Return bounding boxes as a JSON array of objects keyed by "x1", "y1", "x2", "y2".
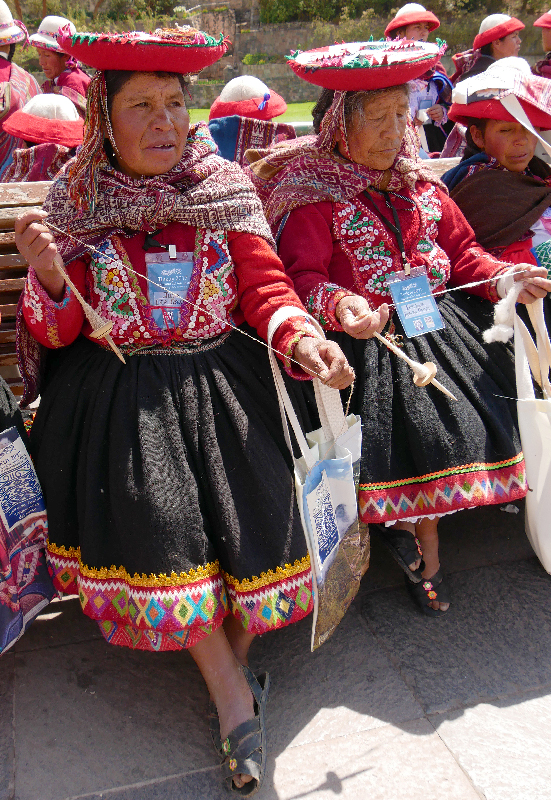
[
  {"x1": 278, "y1": 181, "x2": 508, "y2": 330},
  {"x1": 22, "y1": 222, "x2": 318, "y2": 378}
]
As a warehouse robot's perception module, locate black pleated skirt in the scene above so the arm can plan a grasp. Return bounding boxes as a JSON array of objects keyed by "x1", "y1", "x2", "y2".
[
  {"x1": 30, "y1": 329, "x2": 313, "y2": 651},
  {"x1": 329, "y1": 292, "x2": 526, "y2": 523}
]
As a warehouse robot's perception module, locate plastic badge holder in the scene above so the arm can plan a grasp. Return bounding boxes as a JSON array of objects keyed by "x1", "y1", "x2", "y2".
[
  {"x1": 145, "y1": 250, "x2": 194, "y2": 330},
  {"x1": 387, "y1": 266, "x2": 445, "y2": 338}
]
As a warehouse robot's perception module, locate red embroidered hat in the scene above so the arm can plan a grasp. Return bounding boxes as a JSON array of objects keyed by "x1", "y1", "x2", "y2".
[
  {"x1": 57, "y1": 26, "x2": 229, "y2": 74},
  {"x1": 472, "y1": 14, "x2": 524, "y2": 51},
  {"x1": 209, "y1": 76, "x2": 286, "y2": 120},
  {"x1": 3, "y1": 94, "x2": 84, "y2": 147},
  {"x1": 534, "y1": 10, "x2": 551, "y2": 28},
  {"x1": 449, "y1": 57, "x2": 551, "y2": 130},
  {"x1": 287, "y1": 39, "x2": 443, "y2": 91},
  {"x1": 384, "y1": 4, "x2": 440, "y2": 38}
]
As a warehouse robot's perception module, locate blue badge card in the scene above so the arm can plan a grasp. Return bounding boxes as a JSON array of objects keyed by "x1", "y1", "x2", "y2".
[
  {"x1": 145, "y1": 251, "x2": 194, "y2": 331},
  {"x1": 387, "y1": 267, "x2": 444, "y2": 338}
]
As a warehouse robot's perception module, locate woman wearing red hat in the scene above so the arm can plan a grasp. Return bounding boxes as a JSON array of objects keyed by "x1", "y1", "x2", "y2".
[
  {"x1": 451, "y1": 14, "x2": 524, "y2": 84},
  {"x1": 443, "y1": 59, "x2": 551, "y2": 288},
  {"x1": 1, "y1": 93, "x2": 83, "y2": 181},
  {"x1": 385, "y1": 4, "x2": 451, "y2": 152},
  {"x1": 247, "y1": 39, "x2": 551, "y2": 617},
  {"x1": 14, "y1": 26, "x2": 354, "y2": 795},
  {"x1": 532, "y1": 10, "x2": 551, "y2": 78}
]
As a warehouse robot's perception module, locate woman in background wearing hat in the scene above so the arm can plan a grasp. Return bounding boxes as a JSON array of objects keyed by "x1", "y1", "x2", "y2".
[
  {"x1": 247, "y1": 39, "x2": 551, "y2": 616},
  {"x1": 451, "y1": 14, "x2": 524, "y2": 84},
  {"x1": 208, "y1": 74, "x2": 296, "y2": 165},
  {"x1": 30, "y1": 16, "x2": 91, "y2": 116},
  {"x1": 1, "y1": 93, "x2": 83, "y2": 181},
  {"x1": 443, "y1": 59, "x2": 551, "y2": 297},
  {"x1": 0, "y1": 0, "x2": 40, "y2": 173},
  {"x1": 385, "y1": 4, "x2": 451, "y2": 152},
  {"x1": 15, "y1": 26, "x2": 354, "y2": 795},
  {"x1": 532, "y1": 10, "x2": 551, "y2": 78}
]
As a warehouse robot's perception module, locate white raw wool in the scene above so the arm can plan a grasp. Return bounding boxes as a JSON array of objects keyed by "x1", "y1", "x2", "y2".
[{"x1": 483, "y1": 281, "x2": 523, "y2": 343}]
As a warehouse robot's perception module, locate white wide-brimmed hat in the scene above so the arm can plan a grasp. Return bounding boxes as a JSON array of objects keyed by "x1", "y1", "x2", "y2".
[
  {"x1": 30, "y1": 16, "x2": 76, "y2": 53},
  {"x1": 0, "y1": 0, "x2": 27, "y2": 45}
]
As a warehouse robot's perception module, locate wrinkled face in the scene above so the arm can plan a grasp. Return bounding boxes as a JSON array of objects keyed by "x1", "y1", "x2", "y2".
[
  {"x1": 491, "y1": 31, "x2": 522, "y2": 59},
  {"x1": 337, "y1": 88, "x2": 409, "y2": 170},
  {"x1": 109, "y1": 72, "x2": 190, "y2": 178},
  {"x1": 542, "y1": 27, "x2": 551, "y2": 52},
  {"x1": 38, "y1": 49, "x2": 68, "y2": 80},
  {"x1": 403, "y1": 22, "x2": 431, "y2": 41},
  {"x1": 470, "y1": 118, "x2": 537, "y2": 172}
]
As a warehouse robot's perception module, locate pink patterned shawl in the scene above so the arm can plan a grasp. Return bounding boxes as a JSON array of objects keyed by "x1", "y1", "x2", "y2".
[
  {"x1": 44, "y1": 120, "x2": 274, "y2": 264},
  {"x1": 245, "y1": 90, "x2": 445, "y2": 239}
]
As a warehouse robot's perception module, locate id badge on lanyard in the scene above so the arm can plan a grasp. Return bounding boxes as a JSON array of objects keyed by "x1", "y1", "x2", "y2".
[
  {"x1": 387, "y1": 266, "x2": 445, "y2": 338},
  {"x1": 145, "y1": 248, "x2": 194, "y2": 330}
]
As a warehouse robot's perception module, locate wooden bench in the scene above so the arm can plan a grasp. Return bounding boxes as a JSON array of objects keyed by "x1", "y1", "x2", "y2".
[{"x1": 0, "y1": 181, "x2": 52, "y2": 398}]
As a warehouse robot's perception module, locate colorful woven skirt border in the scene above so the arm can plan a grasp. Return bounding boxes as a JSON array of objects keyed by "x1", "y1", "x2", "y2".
[{"x1": 47, "y1": 544, "x2": 313, "y2": 652}]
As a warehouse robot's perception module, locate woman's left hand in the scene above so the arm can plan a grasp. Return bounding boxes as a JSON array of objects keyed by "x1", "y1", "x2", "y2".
[
  {"x1": 293, "y1": 337, "x2": 355, "y2": 389},
  {"x1": 510, "y1": 264, "x2": 551, "y2": 304}
]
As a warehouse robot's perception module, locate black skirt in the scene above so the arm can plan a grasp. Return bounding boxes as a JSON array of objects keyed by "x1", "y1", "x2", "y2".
[
  {"x1": 329, "y1": 292, "x2": 526, "y2": 524},
  {"x1": 30, "y1": 329, "x2": 313, "y2": 651}
]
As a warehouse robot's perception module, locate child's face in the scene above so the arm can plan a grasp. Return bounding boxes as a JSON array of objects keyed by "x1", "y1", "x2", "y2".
[
  {"x1": 471, "y1": 119, "x2": 537, "y2": 172},
  {"x1": 404, "y1": 22, "x2": 431, "y2": 41}
]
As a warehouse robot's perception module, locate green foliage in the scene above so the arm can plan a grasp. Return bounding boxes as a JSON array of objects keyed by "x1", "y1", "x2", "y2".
[{"x1": 242, "y1": 51, "x2": 284, "y2": 64}]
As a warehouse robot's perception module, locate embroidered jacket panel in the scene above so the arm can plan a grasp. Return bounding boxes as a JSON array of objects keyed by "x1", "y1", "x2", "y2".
[
  {"x1": 278, "y1": 180, "x2": 508, "y2": 330},
  {"x1": 22, "y1": 222, "x2": 316, "y2": 376}
]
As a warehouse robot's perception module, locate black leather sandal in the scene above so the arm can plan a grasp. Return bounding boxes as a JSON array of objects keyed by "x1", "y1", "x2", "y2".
[
  {"x1": 220, "y1": 667, "x2": 270, "y2": 796},
  {"x1": 405, "y1": 569, "x2": 450, "y2": 616},
  {"x1": 371, "y1": 523, "x2": 425, "y2": 583}
]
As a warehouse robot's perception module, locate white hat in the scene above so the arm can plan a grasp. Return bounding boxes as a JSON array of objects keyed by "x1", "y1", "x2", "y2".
[
  {"x1": 29, "y1": 16, "x2": 76, "y2": 53},
  {"x1": 478, "y1": 14, "x2": 513, "y2": 35},
  {"x1": 21, "y1": 93, "x2": 80, "y2": 121},
  {"x1": 0, "y1": 0, "x2": 27, "y2": 45}
]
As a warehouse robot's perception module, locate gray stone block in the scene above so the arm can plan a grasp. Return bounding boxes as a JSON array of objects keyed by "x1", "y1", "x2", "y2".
[
  {"x1": 13, "y1": 597, "x2": 102, "y2": 654},
  {"x1": 361, "y1": 559, "x2": 551, "y2": 715}
]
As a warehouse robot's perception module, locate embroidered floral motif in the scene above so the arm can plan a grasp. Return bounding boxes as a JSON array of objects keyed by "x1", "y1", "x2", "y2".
[
  {"x1": 332, "y1": 191, "x2": 451, "y2": 308},
  {"x1": 23, "y1": 269, "x2": 66, "y2": 347}
]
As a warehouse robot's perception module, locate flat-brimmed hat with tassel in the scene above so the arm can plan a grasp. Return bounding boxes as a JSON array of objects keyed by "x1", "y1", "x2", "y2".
[
  {"x1": 30, "y1": 16, "x2": 76, "y2": 53},
  {"x1": 287, "y1": 39, "x2": 443, "y2": 91}
]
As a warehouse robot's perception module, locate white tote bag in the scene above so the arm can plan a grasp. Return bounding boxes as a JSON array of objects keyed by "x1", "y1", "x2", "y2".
[
  {"x1": 514, "y1": 299, "x2": 551, "y2": 573},
  {"x1": 267, "y1": 308, "x2": 364, "y2": 650}
]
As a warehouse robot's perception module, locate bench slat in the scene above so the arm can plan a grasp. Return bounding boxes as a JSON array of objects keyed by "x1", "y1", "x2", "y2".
[
  {"x1": 0, "y1": 303, "x2": 17, "y2": 318},
  {"x1": 0, "y1": 329, "x2": 16, "y2": 343},
  {"x1": 0, "y1": 182, "x2": 51, "y2": 208},
  {"x1": 0, "y1": 353, "x2": 18, "y2": 366},
  {"x1": 0, "y1": 206, "x2": 43, "y2": 231},
  {"x1": 0, "y1": 277, "x2": 25, "y2": 292}
]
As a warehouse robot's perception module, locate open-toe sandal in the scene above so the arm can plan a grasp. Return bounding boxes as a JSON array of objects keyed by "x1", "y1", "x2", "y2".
[
  {"x1": 372, "y1": 523, "x2": 425, "y2": 583},
  {"x1": 221, "y1": 666, "x2": 270, "y2": 796},
  {"x1": 405, "y1": 569, "x2": 450, "y2": 617}
]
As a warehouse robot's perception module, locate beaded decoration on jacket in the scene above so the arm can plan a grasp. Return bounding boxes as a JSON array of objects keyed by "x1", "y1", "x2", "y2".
[
  {"x1": 86, "y1": 229, "x2": 236, "y2": 350},
  {"x1": 332, "y1": 185, "x2": 451, "y2": 309}
]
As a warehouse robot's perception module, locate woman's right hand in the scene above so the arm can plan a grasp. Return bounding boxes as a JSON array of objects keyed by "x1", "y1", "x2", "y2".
[
  {"x1": 15, "y1": 210, "x2": 65, "y2": 301},
  {"x1": 336, "y1": 295, "x2": 389, "y2": 339}
]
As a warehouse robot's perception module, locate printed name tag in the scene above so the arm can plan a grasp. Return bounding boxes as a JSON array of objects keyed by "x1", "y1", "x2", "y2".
[
  {"x1": 386, "y1": 267, "x2": 444, "y2": 338},
  {"x1": 145, "y1": 251, "x2": 194, "y2": 330}
]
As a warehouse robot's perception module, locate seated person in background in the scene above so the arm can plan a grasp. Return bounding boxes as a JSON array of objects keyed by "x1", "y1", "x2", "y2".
[
  {"x1": 385, "y1": 4, "x2": 451, "y2": 152},
  {"x1": 0, "y1": 0, "x2": 41, "y2": 174},
  {"x1": 532, "y1": 9, "x2": 551, "y2": 78},
  {"x1": 1, "y1": 94, "x2": 83, "y2": 182},
  {"x1": 30, "y1": 17, "x2": 91, "y2": 116},
  {"x1": 208, "y1": 75, "x2": 296, "y2": 165},
  {"x1": 452, "y1": 14, "x2": 524, "y2": 84}
]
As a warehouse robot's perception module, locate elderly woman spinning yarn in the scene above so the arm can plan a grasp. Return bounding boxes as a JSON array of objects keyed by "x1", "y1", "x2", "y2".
[
  {"x1": 14, "y1": 27, "x2": 354, "y2": 796},
  {"x1": 247, "y1": 39, "x2": 551, "y2": 617}
]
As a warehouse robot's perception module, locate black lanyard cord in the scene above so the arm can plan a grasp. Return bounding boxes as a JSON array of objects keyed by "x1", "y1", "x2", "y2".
[{"x1": 363, "y1": 189, "x2": 412, "y2": 274}]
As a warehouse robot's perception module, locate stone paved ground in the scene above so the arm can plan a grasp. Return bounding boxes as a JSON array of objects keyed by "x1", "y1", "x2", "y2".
[{"x1": 2, "y1": 500, "x2": 551, "y2": 800}]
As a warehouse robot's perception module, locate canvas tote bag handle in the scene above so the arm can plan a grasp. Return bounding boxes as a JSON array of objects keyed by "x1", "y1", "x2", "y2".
[
  {"x1": 267, "y1": 306, "x2": 349, "y2": 466},
  {"x1": 515, "y1": 299, "x2": 551, "y2": 400}
]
